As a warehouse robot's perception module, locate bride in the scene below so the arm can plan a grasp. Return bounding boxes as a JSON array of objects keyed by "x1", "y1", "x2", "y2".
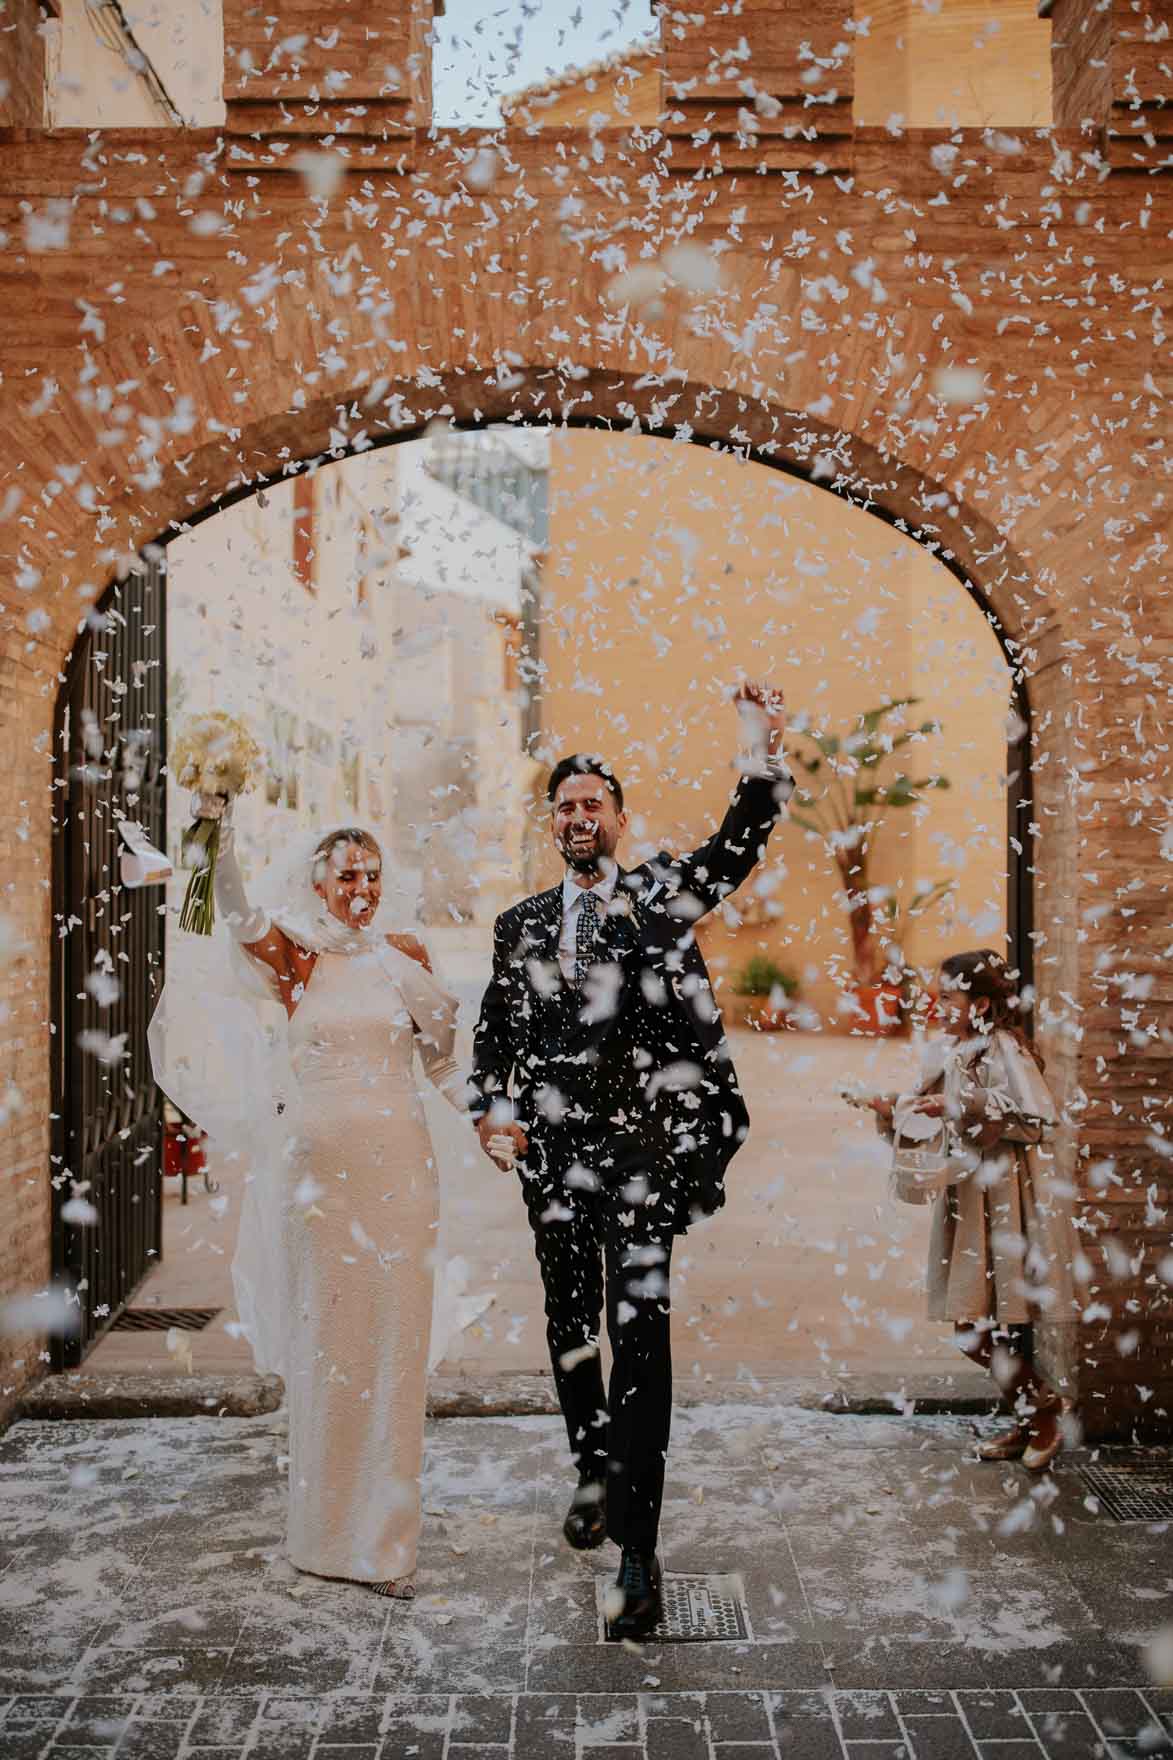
[{"x1": 150, "y1": 799, "x2": 470, "y2": 1599}]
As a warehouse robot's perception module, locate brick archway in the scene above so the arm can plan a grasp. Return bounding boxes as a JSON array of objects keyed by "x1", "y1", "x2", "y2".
[
  {"x1": 5, "y1": 1, "x2": 1169, "y2": 1425},
  {"x1": 48, "y1": 366, "x2": 1070, "y2": 1379},
  {"x1": 172, "y1": 365, "x2": 1057, "y2": 648},
  {"x1": 158, "y1": 361, "x2": 1055, "y2": 992}
]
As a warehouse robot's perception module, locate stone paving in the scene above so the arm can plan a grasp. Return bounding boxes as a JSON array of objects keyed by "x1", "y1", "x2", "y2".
[
  {"x1": 1, "y1": 1408, "x2": 1171, "y2": 1759},
  {"x1": 3, "y1": 1685, "x2": 1173, "y2": 1760}
]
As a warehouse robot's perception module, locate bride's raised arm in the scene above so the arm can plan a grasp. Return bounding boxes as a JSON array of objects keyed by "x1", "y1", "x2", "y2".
[{"x1": 211, "y1": 801, "x2": 299, "y2": 997}]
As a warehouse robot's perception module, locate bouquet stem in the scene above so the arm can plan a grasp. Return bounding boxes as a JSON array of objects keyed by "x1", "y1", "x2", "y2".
[{"x1": 179, "y1": 817, "x2": 221, "y2": 936}]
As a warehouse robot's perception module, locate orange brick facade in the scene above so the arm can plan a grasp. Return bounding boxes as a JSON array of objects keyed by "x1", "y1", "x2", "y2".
[{"x1": 0, "y1": 2, "x2": 1169, "y2": 1432}]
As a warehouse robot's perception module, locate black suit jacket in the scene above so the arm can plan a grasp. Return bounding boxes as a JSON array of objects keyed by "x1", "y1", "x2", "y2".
[{"x1": 470, "y1": 772, "x2": 791, "y2": 1233}]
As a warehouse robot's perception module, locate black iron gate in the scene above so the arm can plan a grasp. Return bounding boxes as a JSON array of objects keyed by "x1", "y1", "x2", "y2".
[{"x1": 51, "y1": 559, "x2": 167, "y2": 1366}]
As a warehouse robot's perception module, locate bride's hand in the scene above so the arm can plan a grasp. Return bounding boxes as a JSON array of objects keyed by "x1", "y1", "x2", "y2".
[{"x1": 476, "y1": 1116, "x2": 528, "y2": 1168}]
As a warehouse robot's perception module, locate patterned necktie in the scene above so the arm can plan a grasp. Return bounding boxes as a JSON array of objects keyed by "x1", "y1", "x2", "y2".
[{"x1": 573, "y1": 889, "x2": 600, "y2": 988}]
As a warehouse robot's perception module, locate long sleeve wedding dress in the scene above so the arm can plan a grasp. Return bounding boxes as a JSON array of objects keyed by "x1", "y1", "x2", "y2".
[
  {"x1": 152, "y1": 817, "x2": 469, "y2": 1590},
  {"x1": 279, "y1": 936, "x2": 465, "y2": 1585}
]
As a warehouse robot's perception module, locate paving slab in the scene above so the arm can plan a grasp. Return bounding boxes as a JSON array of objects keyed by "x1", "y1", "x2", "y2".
[{"x1": 0, "y1": 1407, "x2": 1170, "y2": 1759}]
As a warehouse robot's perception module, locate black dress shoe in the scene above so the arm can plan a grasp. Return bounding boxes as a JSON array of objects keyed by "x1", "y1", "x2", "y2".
[
  {"x1": 608, "y1": 1549, "x2": 663, "y2": 1642},
  {"x1": 562, "y1": 1481, "x2": 606, "y2": 1551}
]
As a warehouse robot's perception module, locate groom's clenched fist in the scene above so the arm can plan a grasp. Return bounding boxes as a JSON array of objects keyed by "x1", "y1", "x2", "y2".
[
  {"x1": 734, "y1": 679, "x2": 786, "y2": 749},
  {"x1": 476, "y1": 1114, "x2": 529, "y2": 1169}
]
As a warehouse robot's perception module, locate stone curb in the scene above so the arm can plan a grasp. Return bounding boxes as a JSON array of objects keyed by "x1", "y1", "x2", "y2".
[{"x1": 10, "y1": 1370, "x2": 998, "y2": 1427}]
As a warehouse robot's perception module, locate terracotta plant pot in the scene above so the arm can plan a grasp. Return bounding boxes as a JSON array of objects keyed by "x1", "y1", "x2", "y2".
[
  {"x1": 747, "y1": 1003, "x2": 795, "y2": 1032},
  {"x1": 851, "y1": 981, "x2": 905, "y2": 1036}
]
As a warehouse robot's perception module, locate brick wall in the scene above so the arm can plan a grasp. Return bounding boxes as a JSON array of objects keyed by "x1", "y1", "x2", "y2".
[
  {"x1": 1049, "y1": 0, "x2": 1113, "y2": 129},
  {"x1": 0, "y1": 0, "x2": 47, "y2": 126},
  {"x1": 0, "y1": 629, "x2": 55, "y2": 1423},
  {"x1": 0, "y1": 1, "x2": 1170, "y2": 1433}
]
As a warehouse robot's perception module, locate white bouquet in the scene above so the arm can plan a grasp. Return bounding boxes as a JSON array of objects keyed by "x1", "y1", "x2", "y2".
[{"x1": 171, "y1": 713, "x2": 262, "y2": 935}]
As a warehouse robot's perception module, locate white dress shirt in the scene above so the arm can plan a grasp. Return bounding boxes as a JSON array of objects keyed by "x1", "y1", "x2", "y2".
[
  {"x1": 558, "y1": 867, "x2": 618, "y2": 984},
  {"x1": 553, "y1": 750, "x2": 792, "y2": 984}
]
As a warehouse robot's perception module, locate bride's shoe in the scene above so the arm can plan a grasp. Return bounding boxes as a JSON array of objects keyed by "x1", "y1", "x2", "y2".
[
  {"x1": 1021, "y1": 1425, "x2": 1063, "y2": 1474},
  {"x1": 976, "y1": 1423, "x2": 1030, "y2": 1462},
  {"x1": 370, "y1": 1578, "x2": 415, "y2": 1600},
  {"x1": 1021, "y1": 1399, "x2": 1064, "y2": 1474}
]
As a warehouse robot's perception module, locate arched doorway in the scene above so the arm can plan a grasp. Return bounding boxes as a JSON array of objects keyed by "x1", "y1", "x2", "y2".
[{"x1": 50, "y1": 388, "x2": 1039, "y2": 1375}]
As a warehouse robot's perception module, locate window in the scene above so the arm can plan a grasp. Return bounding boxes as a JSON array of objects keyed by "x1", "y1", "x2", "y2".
[
  {"x1": 339, "y1": 739, "x2": 360, "y2": 812},
  {"x1": 425, "y1": 432, "x2": 549, "y2": 547},
  {"x1": 291, "y1": 472, "x2": 316, "y2": 590},
  {"x1": 265, "y1": 705, "x2": 300, "y2": 809}
]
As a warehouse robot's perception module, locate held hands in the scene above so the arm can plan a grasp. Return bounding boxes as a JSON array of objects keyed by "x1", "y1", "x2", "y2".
[{"x1": 476, "y1": 1114, "x2": 529, "y2": 1170}]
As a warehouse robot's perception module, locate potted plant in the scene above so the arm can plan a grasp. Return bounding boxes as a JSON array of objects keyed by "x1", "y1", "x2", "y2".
[
  {"x1": 867, "y1": 881, "x2": 956, "y2": 1033},
  {"x1": 784, "y1": 698, "x2": 954, "y2": 1035},
  {"x1": 731, "y1": 954, "x2": 800, "y2": 1031}
]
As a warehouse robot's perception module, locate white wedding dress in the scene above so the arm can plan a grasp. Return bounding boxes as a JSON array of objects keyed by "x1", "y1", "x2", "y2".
[
  {"x1": 282, "y1": 945, "x2": 450, "y2": 1583},
  {"x1": 149, "y1": 821, "x2": 474, "y2": 1588}
]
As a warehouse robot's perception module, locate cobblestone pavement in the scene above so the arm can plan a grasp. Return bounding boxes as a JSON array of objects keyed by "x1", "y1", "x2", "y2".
[
  {"x1": 3, "y1": 1685, "x2": 1172, "y2": 1760},
  {"x1": 2, "y1": 1408, "x2": 1171, "y2": 1759}
]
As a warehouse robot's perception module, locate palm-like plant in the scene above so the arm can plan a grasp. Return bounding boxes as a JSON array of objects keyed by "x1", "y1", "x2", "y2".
[{"x1": 784, "y1": 698, "x2": 954, "y2": 987}]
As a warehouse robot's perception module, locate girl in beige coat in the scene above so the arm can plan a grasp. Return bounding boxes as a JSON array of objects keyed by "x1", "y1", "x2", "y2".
[{"x1": 871, "y1": 950, "x2": 1078, "y2": 1471}]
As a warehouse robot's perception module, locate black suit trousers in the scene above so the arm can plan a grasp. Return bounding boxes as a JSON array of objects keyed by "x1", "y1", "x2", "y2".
[{"x1": 522, "y1": 1123, "x2": 674, "y2": 1554}]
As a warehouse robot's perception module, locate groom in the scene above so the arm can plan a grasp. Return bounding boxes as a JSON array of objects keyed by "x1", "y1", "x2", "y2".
[{"x1": 469, "y1": 683, "x2": 791, "y2": 1639}]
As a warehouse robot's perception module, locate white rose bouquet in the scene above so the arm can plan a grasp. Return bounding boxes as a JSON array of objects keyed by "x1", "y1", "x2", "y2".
[{"x1": 171, "y1": 713, "x2": 262, "y2": 935}]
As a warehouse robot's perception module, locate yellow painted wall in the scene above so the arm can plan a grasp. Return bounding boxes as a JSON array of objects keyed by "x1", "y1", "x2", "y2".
[
  {"x1": 536, "y1": 430, "x2": 1010, "y2": 1024},
  {"x1": 853, "y1": 0, "x2": 1051, "y2": 129},
  {"x1": 48, "y1": 0, "x2": 225, "y2": 126}
]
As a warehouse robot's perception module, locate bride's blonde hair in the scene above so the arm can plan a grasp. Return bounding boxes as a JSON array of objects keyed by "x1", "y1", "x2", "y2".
[{"x1": 311, "y1": 827, "x2": 381, "y2": 885}]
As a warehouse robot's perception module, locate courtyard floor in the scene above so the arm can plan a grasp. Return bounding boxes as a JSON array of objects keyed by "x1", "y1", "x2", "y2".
[{"x1": 1, "y1": 1405, "x2": 1171, "y2": 1759}]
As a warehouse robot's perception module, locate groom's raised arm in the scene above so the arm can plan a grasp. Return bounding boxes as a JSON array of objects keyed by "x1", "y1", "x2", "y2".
[
  {"x1": 652, "y1": 684, "x2": 793, "y2": 919},
  {"x1": 469, "y1": 911, "x2": 519, "y2": 1125},
  {"x1": 661, "y1": 772, "x2": 792, "y2": 919}
]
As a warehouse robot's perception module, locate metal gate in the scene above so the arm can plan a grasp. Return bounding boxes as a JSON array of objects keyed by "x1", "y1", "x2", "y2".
[{"x1": 50, "y1": 558, "x2": 167, "y2": 1365}]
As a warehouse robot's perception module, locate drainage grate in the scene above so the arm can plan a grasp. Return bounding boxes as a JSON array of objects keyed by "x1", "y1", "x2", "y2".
[
  {"x1": 1075, "y1": 1453, "x2": 1173, "y2": 1521},
  {"x1": 600, "y1": 1572, "x2": 751, "y2": 1644},
  {"x1": 110, "y1": 1307, "x2": 221, "y2": 1333}
]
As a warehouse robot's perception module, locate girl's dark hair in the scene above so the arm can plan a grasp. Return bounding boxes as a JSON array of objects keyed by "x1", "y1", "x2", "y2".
[
  {"x1": 939, "y1": 948, "x2": 1042, "y2": 1067},
  {"x1": 546, "y1": 754, "x2": 624, "y2": 812}
]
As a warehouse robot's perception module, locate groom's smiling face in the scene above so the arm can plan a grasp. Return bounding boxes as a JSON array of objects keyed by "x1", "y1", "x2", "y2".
[{"x1": 552, "y1": 774, "x2": 628, "y2": 876}]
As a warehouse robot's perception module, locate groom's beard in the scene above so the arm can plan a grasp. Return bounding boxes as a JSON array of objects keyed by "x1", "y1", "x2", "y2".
[{"x1": 557, "y1": 827, "x2": 613, "y2": 876}]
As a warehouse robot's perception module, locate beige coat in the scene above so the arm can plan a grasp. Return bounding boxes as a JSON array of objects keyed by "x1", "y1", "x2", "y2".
[{"x1": 920, "y1": 1032, "x2": 1079, "y2": 1327}]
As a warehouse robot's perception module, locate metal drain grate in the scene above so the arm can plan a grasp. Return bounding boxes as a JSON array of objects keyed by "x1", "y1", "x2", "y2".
[
  {"x1": 111, "y1": 1307, "x2": 221, "y2": 1333},
  {"x1": 599, "y1": 1572, "x2": 751, "y2": 1644},
  {"x1": 1075, "y1": 1454, "x2": 1173, "y2": 1521}
]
